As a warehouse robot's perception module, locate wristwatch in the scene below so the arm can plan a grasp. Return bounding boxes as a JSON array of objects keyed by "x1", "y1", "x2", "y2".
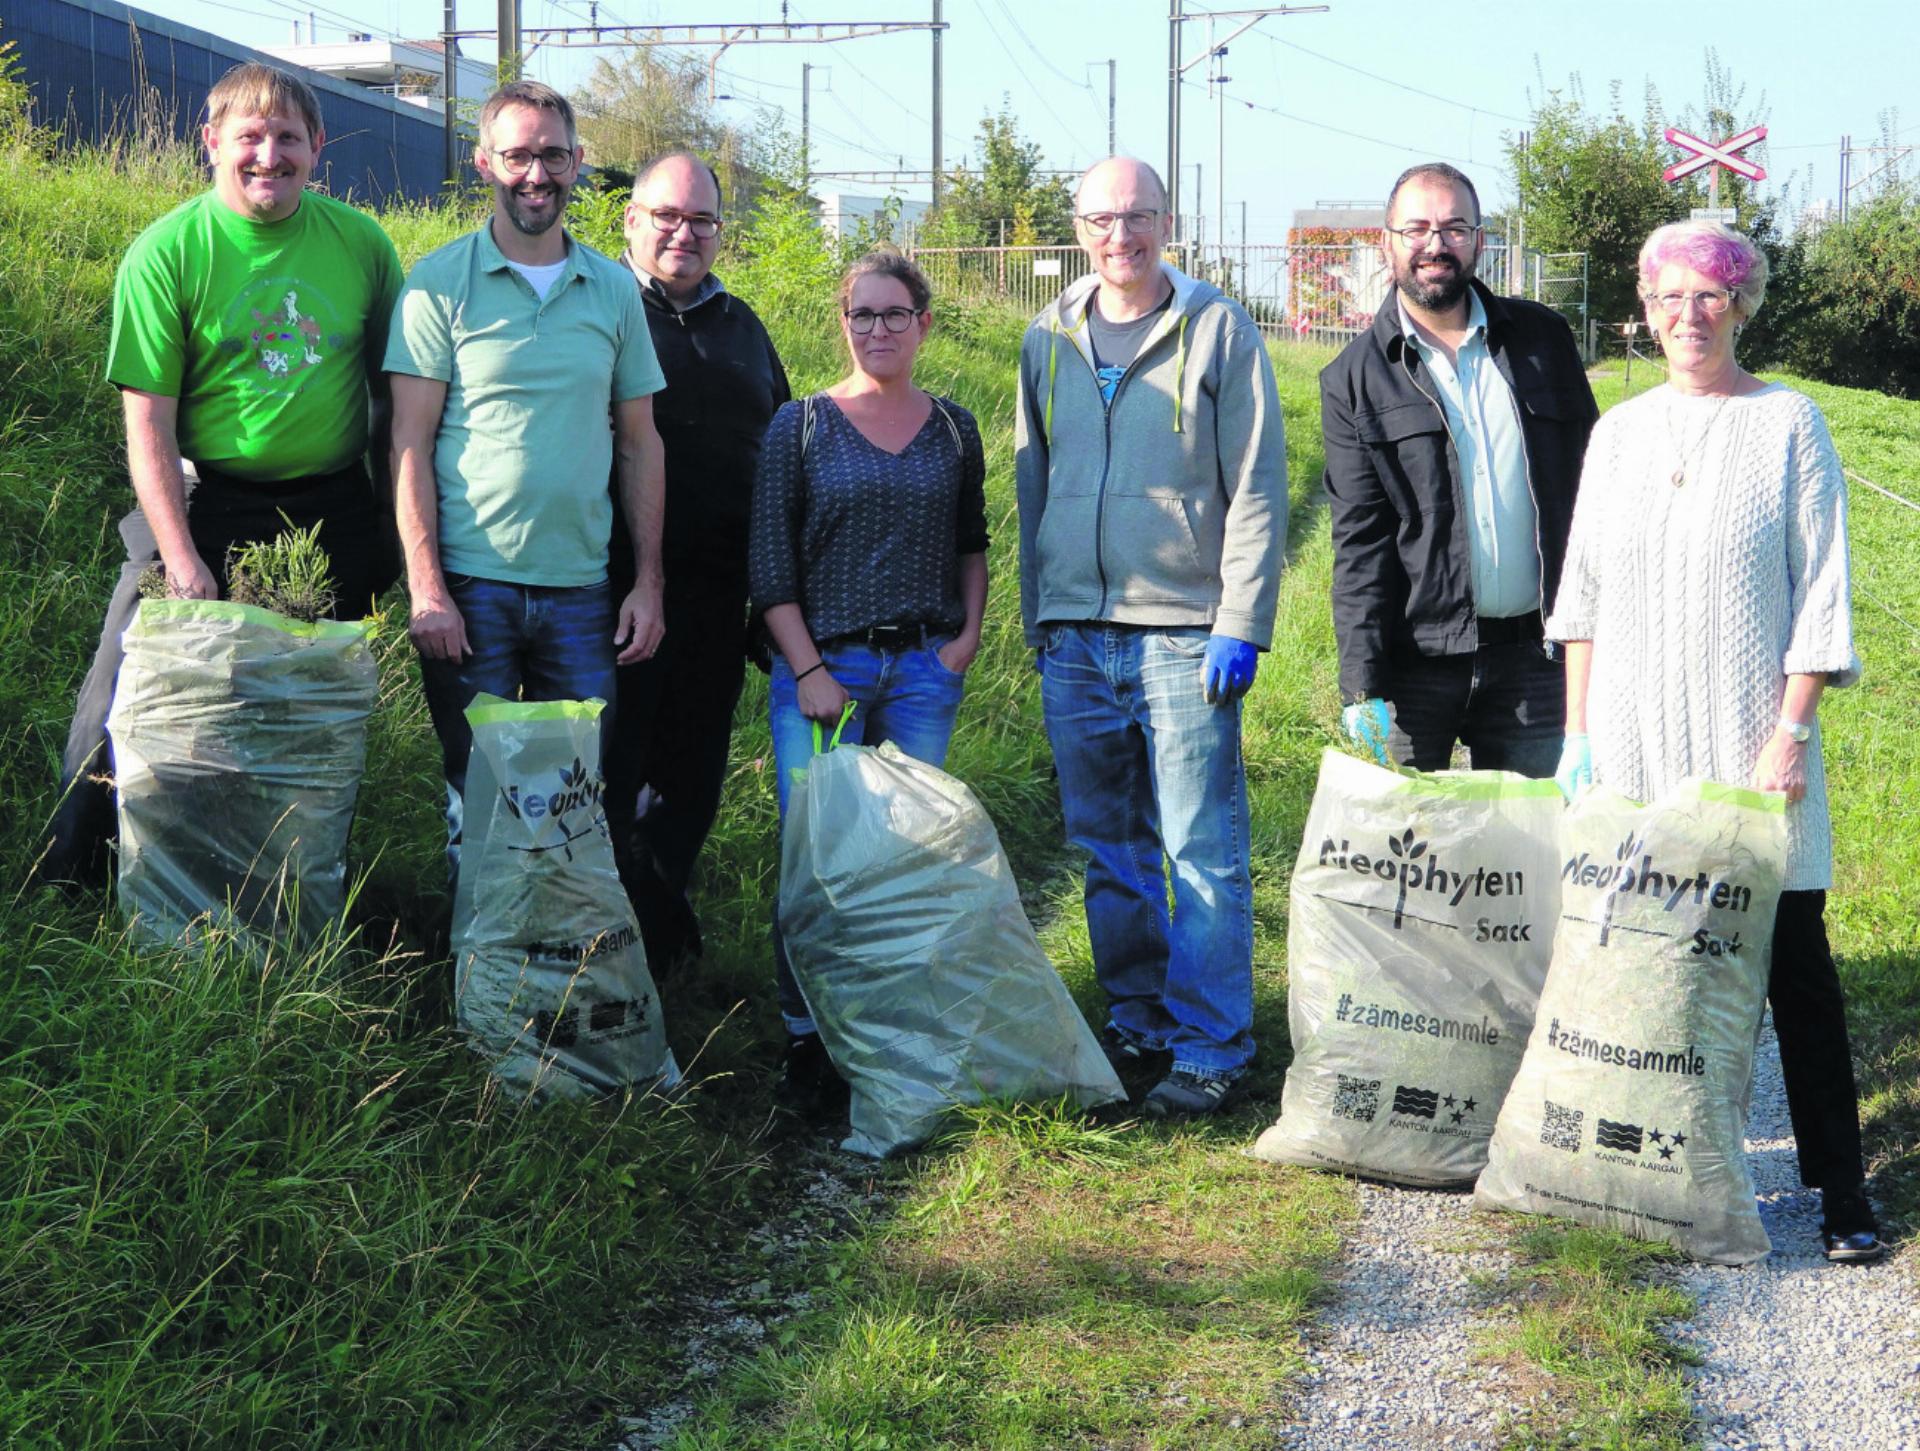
[{"x1": 1778, "y1": 717, "x2": 1813, "y2": 744}]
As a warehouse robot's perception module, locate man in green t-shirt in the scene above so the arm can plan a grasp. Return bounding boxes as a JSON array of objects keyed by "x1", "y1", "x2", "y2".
[
  {"x1": 33, "y1": 63, "x2": 404, "y2": 891},
  {"x1": 386, "y1": 81, "x2": 667, "y2": 878}
]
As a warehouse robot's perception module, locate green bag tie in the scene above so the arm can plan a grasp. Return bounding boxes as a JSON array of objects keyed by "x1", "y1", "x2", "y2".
[{"x1": 810, "y1": 700, "x2": 859, "y2": 756}]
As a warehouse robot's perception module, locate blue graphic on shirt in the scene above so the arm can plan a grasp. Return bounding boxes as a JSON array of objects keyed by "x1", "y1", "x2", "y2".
[{"x1": 1095, "y1": 363, "x2": 1126, "y2": 407}]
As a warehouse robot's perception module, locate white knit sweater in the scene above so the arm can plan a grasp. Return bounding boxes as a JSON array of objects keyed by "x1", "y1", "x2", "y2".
[{"x1": 1545, "y1": 382, "x2": 1860, "y2": 890}]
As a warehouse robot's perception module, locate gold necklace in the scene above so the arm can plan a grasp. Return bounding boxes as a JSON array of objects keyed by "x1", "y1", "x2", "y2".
[{"x1": 1663, "y1": 392, "x2": 1733, "y2": 488}]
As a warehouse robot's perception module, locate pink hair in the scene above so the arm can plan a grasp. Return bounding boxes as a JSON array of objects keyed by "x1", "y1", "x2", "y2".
[{"x1": 1637, "y1": 221, "x2": 1769, "y2": 316}]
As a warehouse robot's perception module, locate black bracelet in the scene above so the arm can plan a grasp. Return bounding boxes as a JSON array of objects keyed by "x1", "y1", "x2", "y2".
[{"x1": 795, "y1": 661, "x2": 826, "y2": 682}]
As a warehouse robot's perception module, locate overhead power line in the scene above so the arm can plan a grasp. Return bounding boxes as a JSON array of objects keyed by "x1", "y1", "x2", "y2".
[
  {"x1": 976, "y1": 4, "x2": 1098, "y2": 162},
  {"x1": 1259, "y1": 32, "x2": 1527, "y2": 125},
  {"x1": 1188, "y1": 78, "x2": 1477, "y2": 171}
]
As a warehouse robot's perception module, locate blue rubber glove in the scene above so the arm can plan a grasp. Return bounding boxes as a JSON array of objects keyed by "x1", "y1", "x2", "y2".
[
  {"x1": 1341, "y1": 697, "x2": 1393, "y2": 766},
  {"x1": 1554, "y1": 733, "x2": 1593, "y2": 801},
  {"x1": 1202, "y1": 635, "x2": 1258, "y2": 704}
]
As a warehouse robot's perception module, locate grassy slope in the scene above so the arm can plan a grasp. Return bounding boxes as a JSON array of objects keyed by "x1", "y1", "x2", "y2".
[{"x1": 3, "y1": 121, "x2": 1914, "y2": 1448}]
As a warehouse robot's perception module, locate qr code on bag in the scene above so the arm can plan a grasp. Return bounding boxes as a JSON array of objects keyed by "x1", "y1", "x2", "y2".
[
  {"x1": 1334, "y1": 1074, "x2": 1381, "y2": 1123},
  {"x1": 1540, "y1": 1100, "x2": 1583, "y2": 1152}
]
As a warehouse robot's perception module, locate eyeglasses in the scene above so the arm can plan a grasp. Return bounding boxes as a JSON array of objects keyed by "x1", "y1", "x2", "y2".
[
  {"x1": 844, "y1": 306, "x2": 921, "y2": 335},
  {"x1": 1385, "y1": 222, "x2": 1480, "y2": 248},
  {"x1": 1075, "y1": 210, "x2": 1162, "y2": 235},
  {"x1": 639, "y1": 207, "x2": 722, "y2": 239},
  {"x1": 1649, "y1": 288, "x2": 1735, "y2": 316},
  {"x1": 487, "y1": 146, "x2": 577, "y2": 178}
]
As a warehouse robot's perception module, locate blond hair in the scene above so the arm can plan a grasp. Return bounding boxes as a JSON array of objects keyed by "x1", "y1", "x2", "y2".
[{"x1": 205, "y1": 63, "x2": 324, "y2": 143}]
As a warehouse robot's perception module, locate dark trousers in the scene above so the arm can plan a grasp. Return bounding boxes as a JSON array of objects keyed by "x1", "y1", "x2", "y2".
[
  {"x1": 603, "y1": 566, "x2": 750, "y2": 963},
  {"x1": 1385, "y1": 625, "x2": 1564, "y2": 779},
  {"x1": 1770, "y1": 889, "x2": 1869, "y2": 1196},
  {"x1": 35, "y1": 465, "x2": 396, "y2": 886}
]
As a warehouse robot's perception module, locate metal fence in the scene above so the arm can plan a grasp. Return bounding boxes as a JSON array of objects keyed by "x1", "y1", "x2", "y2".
[{"x1": 908, "y1": 240, "x2": 1593, "y2": 359}]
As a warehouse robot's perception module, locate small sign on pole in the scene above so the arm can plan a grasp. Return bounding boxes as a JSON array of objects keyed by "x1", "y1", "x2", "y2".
[
  {"x1": 1690, "y1": 208, "x2": 1739, "y2": 223},
  {"x1": 1033, "y1": 258, "x2": 1062, "y2": 276},
  {"x1": 1663, "y1": 124, "x2": 1767, "y2": 214}
]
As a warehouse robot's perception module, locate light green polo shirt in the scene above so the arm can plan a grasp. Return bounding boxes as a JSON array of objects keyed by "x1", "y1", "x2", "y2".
[
  {"x1": 1399, "y1": 290, "x2": 1540, "y2": 619},
  {"x1": 385, "y1": 222, "x2": 665, "y2": 587}
]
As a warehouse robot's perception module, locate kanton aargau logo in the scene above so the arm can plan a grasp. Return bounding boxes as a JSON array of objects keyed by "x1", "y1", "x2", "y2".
[
  {"x1": 1317, "y1": 826, "x2": 1526, "y2": 930},
  {"x1": 1566, "y1": 833, "x2": 1758, "y2": 945}
]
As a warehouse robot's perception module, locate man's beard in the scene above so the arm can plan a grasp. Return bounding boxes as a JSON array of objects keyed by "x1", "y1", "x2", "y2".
[
  {"x1": 1394, "y1": 251, "x2": 1474, "y2": 311},
  {"x1": 501, "y1": 179, "x2": 567, "y2": 236}
]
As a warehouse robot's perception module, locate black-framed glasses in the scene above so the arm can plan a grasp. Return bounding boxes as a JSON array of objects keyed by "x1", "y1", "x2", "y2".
[
  {"x1": 640, "y1": 207, "x2": 722, "y2": 239},
  {"x1": 1385, "y1": 222, "x2": 1480, "y2": 248},
  {"x1": 844, "y1": 306, "x2": 920, "y2": 335},
  {"x1": 487, "y1": 145, "x2": 577, "y2": 178},
  {"x1": 1075, "y1": 209, "x2": 1161, "y2": 235},
  {"x1": 1649, "y1": 288, "x2": 1735, "y2": 316}
]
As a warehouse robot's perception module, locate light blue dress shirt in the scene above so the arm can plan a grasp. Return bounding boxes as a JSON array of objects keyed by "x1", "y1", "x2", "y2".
[{"x1": 1399, "y1": 292, "x2": 1541, "y2": 619}]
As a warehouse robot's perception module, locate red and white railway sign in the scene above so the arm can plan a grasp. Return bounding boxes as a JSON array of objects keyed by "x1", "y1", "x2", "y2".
[{"x1": 1662, "y1": 125, "x2": 1768, "y2": 184}]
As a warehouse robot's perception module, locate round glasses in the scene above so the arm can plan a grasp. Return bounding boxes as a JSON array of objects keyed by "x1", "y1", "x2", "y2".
[
  {"x1": 487, "y1": 146, "x2": 577, "y2": 178},
  {"x1": 639, "y1": 207, "x2": 721, "y2": 239},
  {"x1": 844, "y1": 306, "x2": 921, "y2": 335}
]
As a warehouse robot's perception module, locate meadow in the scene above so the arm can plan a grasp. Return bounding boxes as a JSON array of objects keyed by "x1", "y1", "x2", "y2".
[{"x1": 2, "y1": 109, "x2": 1913, "y2": 1448}]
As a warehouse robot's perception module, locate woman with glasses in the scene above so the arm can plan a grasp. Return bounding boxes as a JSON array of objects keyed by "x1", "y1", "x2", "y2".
[
  {"x1": 1546, "y1": 219, "x2": 1882, "y2": 1263},
  {"x1": 747, "y1": 249, "x2": 989, "y2": 1112}
]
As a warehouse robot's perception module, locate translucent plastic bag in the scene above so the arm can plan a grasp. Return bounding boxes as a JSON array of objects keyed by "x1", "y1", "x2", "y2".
[
  {"x1": 108, "y1": 598, "x2": 377, "y2": 945},
  {"x1": 1475, "y1": 780, "x2": 1788, "y2": 1264},
  {"x1": 780, "y1": 734, "x2": 1124, "y2": 1157},
  {"x1": 1252, "y1": 750, "x2": 1565, "y2": 1187},
  {"x1": 453, "y1": 696, "x2": 679, "y2": 1100}
]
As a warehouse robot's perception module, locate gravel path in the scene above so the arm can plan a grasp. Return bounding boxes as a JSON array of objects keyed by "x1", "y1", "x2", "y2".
[
  {"x1": 1673, "y1": 1017, "x2": 1920, "y2": 1451},
  {"x1": 1278, "y1": 1016, "x2": 1918, "y2": 1449}
]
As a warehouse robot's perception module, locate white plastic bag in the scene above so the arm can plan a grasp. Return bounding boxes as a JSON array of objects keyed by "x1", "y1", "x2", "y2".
[
  {"x1": 1253, "y1": 751, "x2": 1564, "y2": 1187},
  {"x1": 453, "y1": 696, "x2": 679, "y2": 1100},
  {"x1": 108, "y1": 598, "x2": 377, "y2": 946},
  {"x1": 1475, "y1": 780, "x2": 1787, "y2": 1264},
  {"x1": 780, "y1": 737, "x2": 1123, "y2": 1157}
]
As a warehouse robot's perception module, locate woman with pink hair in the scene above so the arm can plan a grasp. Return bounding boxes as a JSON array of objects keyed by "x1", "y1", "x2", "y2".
[{"x1": 1545, "y1": 219, "x2": 1882, "y2": 1263}]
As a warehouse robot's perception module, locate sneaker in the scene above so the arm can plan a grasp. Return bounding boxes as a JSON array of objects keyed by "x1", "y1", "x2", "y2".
[
  {"x1": 1100, "y1": 1024, "x2": 1172, "y2": 1074},
  {"x1": 1143, "y1": 1069, "x2": 1239, "y2": 1118},
  {"x1": 1822, "y1": 1229, "x2": 1886, "y2": 1264},
  {"x1": 779, "y1": 1032, "x2": 849, "y2": 1118}
]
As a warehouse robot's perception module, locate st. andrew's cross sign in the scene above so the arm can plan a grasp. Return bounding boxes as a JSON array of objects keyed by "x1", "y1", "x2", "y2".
[{"x1": 1663, "y1": 125, "x2": 1768, "y2": 212}]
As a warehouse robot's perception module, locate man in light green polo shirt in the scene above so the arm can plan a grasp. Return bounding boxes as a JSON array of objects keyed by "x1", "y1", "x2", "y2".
[{"x1": 386, "y1": 80, "x2": 667, "y2": 870}]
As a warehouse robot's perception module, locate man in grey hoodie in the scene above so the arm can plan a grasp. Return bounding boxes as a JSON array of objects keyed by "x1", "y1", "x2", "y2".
[{"x1": 1015, "y1": 156, "x2": 1287, "y2": 1117}]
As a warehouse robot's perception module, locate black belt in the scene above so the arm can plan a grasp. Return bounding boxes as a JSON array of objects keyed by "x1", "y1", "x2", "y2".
[
  {"x1": 823, "y1": 621, "x2": 940, "y2": 649},
  {"x1": 1476, "y1": 610, "x2": 1543, "y2": 646}
]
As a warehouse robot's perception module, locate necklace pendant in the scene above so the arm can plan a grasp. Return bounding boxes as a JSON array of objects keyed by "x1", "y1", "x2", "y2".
[{"x1": 1671, "y1": 468, "x2": 1686, "y2": 487}]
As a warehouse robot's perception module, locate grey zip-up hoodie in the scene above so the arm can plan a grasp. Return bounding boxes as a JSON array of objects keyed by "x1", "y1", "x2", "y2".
[{"x1": 1014, "y1": 263, "x2": 1287, "y2": 648}]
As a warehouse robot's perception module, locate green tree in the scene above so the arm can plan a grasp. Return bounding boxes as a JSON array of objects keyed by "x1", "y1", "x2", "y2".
[
  {"x1": 1767, "y1": 185, "x2": 1920, "y2": 398},
  {"x1": 1507, "y1": 54, "x2": 1778, "y2": 333},
  {"x1": 925, "y1": 104, "x2": 1074, "y2": 246},
  {"x1": 570, "y1": 49, "x2": 771, "y2": 212}
]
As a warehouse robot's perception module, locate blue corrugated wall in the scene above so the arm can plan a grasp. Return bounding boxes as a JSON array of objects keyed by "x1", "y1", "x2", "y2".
[{"x1": 2, "y1": 0, "x2": 464, "y2": 206}]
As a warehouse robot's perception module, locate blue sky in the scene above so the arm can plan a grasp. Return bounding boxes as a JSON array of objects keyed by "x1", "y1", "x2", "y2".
[{"x1": 147, "y1": 0, "x2": 1918, "y2": 242}]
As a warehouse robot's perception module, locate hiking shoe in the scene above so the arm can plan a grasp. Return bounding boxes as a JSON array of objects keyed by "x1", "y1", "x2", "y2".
[
  {"x1": 1143, "y1": 1069, "x2": 1238, "y2": 1118},
  {"x1": 779, "y1": 1032, "x2": 849, "y2": 1118},
  {"x1": 1821, "y1": 1189, "x2": 1886, "y2": 1264},
  {"x1": 1100, "y1": 1025, "x2": 1172, "y2": 1074}
]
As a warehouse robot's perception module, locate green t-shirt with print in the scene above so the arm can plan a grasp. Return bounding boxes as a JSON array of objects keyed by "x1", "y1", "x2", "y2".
[{"x1": 107, "y1": 189, "x2": 403, "y2": 483}]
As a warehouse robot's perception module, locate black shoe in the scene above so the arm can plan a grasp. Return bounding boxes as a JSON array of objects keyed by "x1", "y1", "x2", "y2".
[
  {"x1": 1100, "y1": 1025, "x2": 1172, "y2": 1080},
  {"x1": 1821, "y1": 1188, "x2": 1886, "y2": 1264},
  {"x1": 1143, "y1": 1069, "x2": 1240, "y2": 1119},
  {"x1": 779, "y1": 1032, "x2": 849, "y2": 1118}
]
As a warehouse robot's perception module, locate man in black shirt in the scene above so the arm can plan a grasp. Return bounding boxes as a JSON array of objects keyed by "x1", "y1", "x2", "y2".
[{"x1": 611, "y1": 150, "x2": 790, "y2": 966}]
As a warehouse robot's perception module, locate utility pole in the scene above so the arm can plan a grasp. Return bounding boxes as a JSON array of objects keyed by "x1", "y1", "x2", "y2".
[
  {"x1": 1212, "y1": 15, "x2": 1226, "y2": 279},
  {"x1": 1107, "y1": 58, "x2": 1116, "y2": 156},
  {"x1": 1167, "y1": 4, "x2": 1327, "y2": 258},
  {"x1": 1839, "y1": 134, "x2": 1850, "y2": 223},
  {"x1": 1192, "y1": 161, "x2": 1202, "y2": 246},
  {"x1": 930, "y1": 0, "x2": 944, "y2": 205},
  {"x1": 496, "y1": 0, "x2": 520, "y2": 80},
  {"x1": 442, "y1": 0, "x2": 458, "y2": 187},
  {"x1": 801, "y1": 62, "x2": 812, "y2": 188}
]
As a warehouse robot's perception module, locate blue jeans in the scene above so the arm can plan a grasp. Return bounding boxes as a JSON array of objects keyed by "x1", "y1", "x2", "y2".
[
  {"x1": 1040, "y1": 623, "x2": 1255, "y2": 1080},
  {"x1": 417, "y1": 575, "x2": 618, "y2": 875},
  {"x1": 1384, "y1": 637, "x2": 1564, "y2": 778},
  {"x1": 770, "y1": 634, "x2": 967, "y2": 1034}
]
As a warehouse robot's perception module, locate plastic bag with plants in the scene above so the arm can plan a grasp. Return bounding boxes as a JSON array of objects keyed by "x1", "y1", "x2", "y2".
[
  {"x1": 1252, "y1": 750, "x2": 1565, "y2": 1187},
  {"x1": 108, "y1": 525, "x2": 378, "y2": 946},
  {"x1": 453, "y1": 694, "x2": 680, "y2": 1101},
  {"x1": 1475, "y1": 780, "x2": 1788, "y2": 1265},
  {"x1": 779, "y1": 729, "x2": 1123, "y2": 1158}
]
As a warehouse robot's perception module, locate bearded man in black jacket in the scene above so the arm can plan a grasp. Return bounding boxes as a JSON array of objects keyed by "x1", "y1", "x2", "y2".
[
  {"x1": 610, "y1": 150, "x2": 790, "y2": 965},
  {"x1": 1320, "y1": 163, "x2": 1597, "y2": 777}
]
